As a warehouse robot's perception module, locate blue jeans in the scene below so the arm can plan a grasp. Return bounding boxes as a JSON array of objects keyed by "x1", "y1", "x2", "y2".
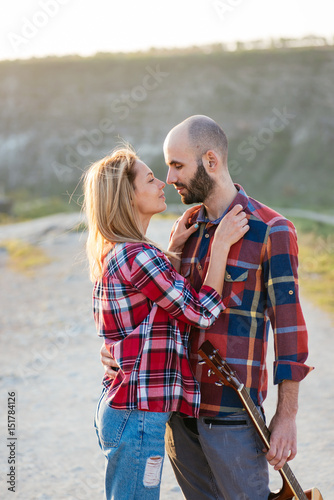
[
  {"x1": 94, "y1": 389, "x2": 171, "y2": 500},
  {"x1": 166, "y1": 411, "x2": 270, "y2": 500}
]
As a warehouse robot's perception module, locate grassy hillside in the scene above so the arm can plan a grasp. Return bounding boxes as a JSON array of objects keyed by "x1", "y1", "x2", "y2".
[{"x1": 0, "y1": 46, "x2": 333, "y2": 213}]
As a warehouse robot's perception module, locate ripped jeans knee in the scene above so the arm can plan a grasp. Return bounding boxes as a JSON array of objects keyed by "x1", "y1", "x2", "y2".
[{"x1": 143, "y1": 456, "x2": 164, "y2": 488}]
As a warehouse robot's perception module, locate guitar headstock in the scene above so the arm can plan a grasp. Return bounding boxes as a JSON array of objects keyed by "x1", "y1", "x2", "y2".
[{"x1": 198, "y1": 340, "x2": 243, "y2": 391}]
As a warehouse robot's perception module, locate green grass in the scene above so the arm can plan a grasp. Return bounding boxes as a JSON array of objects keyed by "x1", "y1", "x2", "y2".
[
  {"x1": 1, "y1": 239, "x2": 52, "y2": 275},
  {"x1": 13, "y1": 195, "x2": 79, "y2": 220},
  {"x1": 0, "y1": 194, "x2": 80, "y2": 225},
  {"x1": 294, "y1": 219, "x2": 334, "y2": 316}
]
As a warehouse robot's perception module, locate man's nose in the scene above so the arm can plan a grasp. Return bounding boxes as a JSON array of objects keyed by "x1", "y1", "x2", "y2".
[{"x1": 166, "y1": 168, "x2": 177, "y2": 185}]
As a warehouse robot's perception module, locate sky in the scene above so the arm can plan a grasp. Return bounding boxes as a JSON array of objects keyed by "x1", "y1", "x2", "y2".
[{"x1": 1, "y1": 0, "x2": 333, "y2": 61}]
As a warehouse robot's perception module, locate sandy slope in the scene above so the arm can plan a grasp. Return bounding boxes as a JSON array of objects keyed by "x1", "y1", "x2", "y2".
[{"x1": 0, "y1": 215, "x2": 333, "y2": 499}]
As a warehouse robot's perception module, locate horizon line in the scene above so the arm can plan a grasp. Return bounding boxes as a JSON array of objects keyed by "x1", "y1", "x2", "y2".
[{"x1": 0, "y1": 34, "x2": 333, "y2": 63}]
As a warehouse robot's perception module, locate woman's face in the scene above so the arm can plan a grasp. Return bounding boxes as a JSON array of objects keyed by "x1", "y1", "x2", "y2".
[{"x1": 132, "y1": 160, "x2": 166, "y2": 224}]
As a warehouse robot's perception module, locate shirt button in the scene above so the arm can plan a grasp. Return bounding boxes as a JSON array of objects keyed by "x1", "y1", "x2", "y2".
[
  {"x1": 289, "y1": 290, "x2": 294, "y2": 295},
  {"x1": 198, "y1": 264, "x2": 202, "y2": 270},
  {"x1": 226, "y1": 274, "x2": 231, "y2": 279},
  {"x1": 205, "y1": 233, "x2": 210, "y2": 238}
]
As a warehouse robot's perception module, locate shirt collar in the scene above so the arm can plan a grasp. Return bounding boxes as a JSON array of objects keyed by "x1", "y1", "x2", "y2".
[{"x1": 194, "y1": 184, "x2": 249, "y2": 225}]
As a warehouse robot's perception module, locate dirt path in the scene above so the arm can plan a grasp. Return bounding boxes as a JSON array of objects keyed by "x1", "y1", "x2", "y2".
[{"x1": 0, "y1": 216, "x2": 333, "y2": 499}]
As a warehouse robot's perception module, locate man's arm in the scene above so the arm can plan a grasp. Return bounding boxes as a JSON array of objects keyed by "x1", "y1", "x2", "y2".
[
  {"x1": 265, "y1": 380, "x2": 299, "y2": 470},
  {"x1": 100, "y1": 343, "x2": 119, "y2": 379},
  {"x1": 263, "y1": 219, "x2": 313, "y2": 469}
]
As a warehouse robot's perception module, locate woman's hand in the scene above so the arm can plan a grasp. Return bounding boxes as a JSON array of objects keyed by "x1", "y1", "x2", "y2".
[
  {"x1": 168, "y1": 205, "x2": 201, "y2": 253},
  {"x1": 212, "y1": 204, "x2": 249, "y2": 252},
  {"x1": 203, "y1": 205, "x2": 249, "y2": 295}
]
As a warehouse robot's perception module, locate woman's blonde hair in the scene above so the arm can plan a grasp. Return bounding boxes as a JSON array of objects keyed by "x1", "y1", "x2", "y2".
[{"x1": 83, "y1": 146, "x2": 170, "y2": 282}]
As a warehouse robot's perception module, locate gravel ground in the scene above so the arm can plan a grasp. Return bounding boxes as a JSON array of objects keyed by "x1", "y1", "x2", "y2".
[{"x1": 0, "y1": 214, "x2": 332, "y2": 499}]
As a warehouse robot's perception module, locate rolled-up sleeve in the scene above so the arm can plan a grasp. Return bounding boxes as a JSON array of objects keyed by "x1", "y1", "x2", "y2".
[
  {"x1": 263, "y1": 219, "x2": 313, "y2": 384},
  {"x1": 130, "y1": 246, "x2": 224, "y2": 328}
]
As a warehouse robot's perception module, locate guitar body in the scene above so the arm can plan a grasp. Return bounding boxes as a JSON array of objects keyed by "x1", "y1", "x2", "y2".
[
  {"x1": 198, "y1": 340, "x2": 323, "y2": 500},
  {"x1": 268, "y1": 487, "x2": 323, "y2": 500},
  {"x1": 303, "y1": 489, "x2": 322, "y2": 500}
]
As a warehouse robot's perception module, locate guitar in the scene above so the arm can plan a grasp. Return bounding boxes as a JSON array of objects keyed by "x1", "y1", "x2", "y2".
[{"x1": 198, "y1": 340, "x2": 323, "y2": 500}]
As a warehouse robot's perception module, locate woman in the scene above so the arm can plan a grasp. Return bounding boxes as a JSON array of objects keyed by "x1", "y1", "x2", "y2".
[{"x1": 83, "y1": 147, "x2": 249, "y2": 500}]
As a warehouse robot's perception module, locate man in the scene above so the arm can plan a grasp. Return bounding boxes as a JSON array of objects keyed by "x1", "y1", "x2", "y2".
[{"x1": 101, "y1": 115, "x2": 312, "y2": 499}]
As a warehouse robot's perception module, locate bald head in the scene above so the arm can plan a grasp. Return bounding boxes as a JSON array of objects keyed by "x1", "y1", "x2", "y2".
[{"x1": 164, "y1": 115, "x2": 228, "y2": 165}]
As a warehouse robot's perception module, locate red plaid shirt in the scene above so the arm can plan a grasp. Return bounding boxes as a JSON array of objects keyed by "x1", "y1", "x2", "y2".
[
  {"x1": 176, "y1": 184, "x2": 313, "y2": 417},
  {"x1": 93, "y1": 242, "x2": 224, "y2": 417}
]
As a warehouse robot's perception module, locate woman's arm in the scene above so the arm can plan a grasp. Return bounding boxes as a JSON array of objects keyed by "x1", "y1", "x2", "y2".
[
  {"x1": 130, "y1": 246, "x2": 222, "y2": 329},
  {"x1": 100, "y1": 205, "x2": 249, "y2": 375},
  {"x1": 129, "y1": 205, "x2": 249, "y2": 328}
]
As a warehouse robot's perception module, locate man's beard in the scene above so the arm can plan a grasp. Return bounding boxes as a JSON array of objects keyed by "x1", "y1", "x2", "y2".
[{"x1": 177, "y1": 160, "x2": 215, "y2": 204}]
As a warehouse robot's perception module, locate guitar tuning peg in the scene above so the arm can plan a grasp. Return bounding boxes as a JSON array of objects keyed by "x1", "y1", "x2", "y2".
[
  {"x1": 207, "y1": 369, "x2": 213, "y2": 377},
  {"x1": 215, "y1": 380, "x2": 224, "y2": 387},
  {"x1": 213, "y1": 349, "x2": 219, "y2": 354},
  {"x1": 198, "y1": 360, "x2": 206, "y2": 365}
]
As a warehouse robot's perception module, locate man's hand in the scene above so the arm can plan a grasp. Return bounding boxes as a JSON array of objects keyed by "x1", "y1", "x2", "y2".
[
  {"x1": 265, "y1": 412, "x2": 297, "y2": 470},
  {"x1": 264, "y1": 380, "x2": 299, "y2": 470},
  {"x1": 100, "y1": 344, "x2": 119, "y2": 379}
]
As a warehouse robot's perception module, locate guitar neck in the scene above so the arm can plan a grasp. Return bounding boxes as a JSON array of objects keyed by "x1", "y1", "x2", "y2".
[
  {"x1": 237, "y1": 386, "x2": 307, "y2": 500},
  {"x1": 238, "y1": 386, "x2": 270, "y2": 447}
]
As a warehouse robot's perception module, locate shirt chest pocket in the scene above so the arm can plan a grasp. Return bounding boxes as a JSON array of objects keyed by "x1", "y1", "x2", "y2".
[{"x1": 222, "y1": 265, "x2": 248, "y2": 308}]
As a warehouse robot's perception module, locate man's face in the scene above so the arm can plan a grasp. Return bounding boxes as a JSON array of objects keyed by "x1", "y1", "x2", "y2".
[
  {"x1": 164, "y1": 136, "x2": 215, "y2": 204},
  {"x1": 176, "y1": 159, "x2": 214, "y2": 204}
]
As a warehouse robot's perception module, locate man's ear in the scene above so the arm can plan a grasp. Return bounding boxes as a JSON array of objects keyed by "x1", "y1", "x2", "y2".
[{"x1": 203, "y1": 150, "x2": 219, "y2": 172}]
